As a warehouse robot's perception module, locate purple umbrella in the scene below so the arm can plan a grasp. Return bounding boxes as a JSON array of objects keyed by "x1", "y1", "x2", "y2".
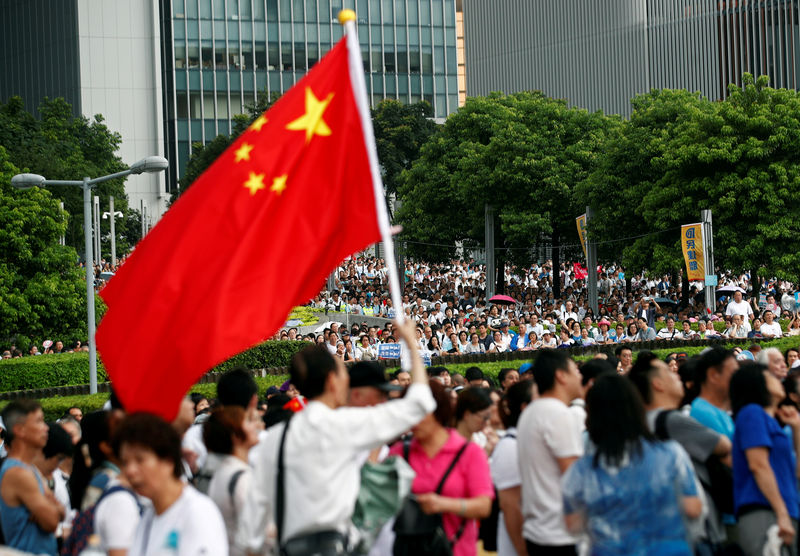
[{"x1": 489, "y1": 294, "x2": 518, "y2": 305}]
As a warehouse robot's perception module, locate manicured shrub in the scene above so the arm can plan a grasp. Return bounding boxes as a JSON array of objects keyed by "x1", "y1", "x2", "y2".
[{"x1": 0, "y1": 353, "x2": 108, "y2": 393}]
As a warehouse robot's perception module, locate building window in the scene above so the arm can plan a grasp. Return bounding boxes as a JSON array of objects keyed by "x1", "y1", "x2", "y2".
[
  {"x1": 201, "y1": 42, "x2": 213, "y2": 69},
  {"x1": 188, "y1": 45, "x2": 200, "y2": 68},
  {"x1": 177, "y1": 92, "x2": 189, "y2": 118},
  {"x1": 241, "y1": 43, "x2": 253, "y2": 70},
  {"x1": 175, "y1": 45, "x2": 186, "y2": 69},
  {"x1": 282, "y1": 42, "x2": 293, "y2": 70},
  {"x1": 384, "y1": 51, "x2": 395, "y2": 72},
  {"x1": 397, "y1": 50, "x2": 408, "y2": 73},
  {"x1": 409, "y1": 50, "x2": 420, "y2": 73}
]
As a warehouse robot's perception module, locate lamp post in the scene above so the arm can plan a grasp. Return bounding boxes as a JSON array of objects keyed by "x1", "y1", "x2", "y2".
[
  {"x1": 11, "y1": 156, "x2": 168, "y2": 393},
  {"x1": 102, "y1": 196, "x2": 124, "y2": 267}
]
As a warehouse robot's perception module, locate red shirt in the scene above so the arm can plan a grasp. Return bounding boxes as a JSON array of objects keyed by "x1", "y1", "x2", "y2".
[{"x1": 389, "y1": 429, "x2": 495, "y2": 556}]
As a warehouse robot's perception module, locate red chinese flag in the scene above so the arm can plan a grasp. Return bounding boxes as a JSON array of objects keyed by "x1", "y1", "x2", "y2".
[{"x1": 97, "y1": 37, "x2": 382, "y2": 420}]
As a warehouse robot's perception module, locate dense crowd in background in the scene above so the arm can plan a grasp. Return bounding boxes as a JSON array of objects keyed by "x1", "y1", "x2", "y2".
[
  {"x1": 5, "y1": 255, "x2": 800, "y2": 360},
  {"x1": 5, "y1": 324, "x2": 800, "y2": 555},
  {"x1": 271, "y1": 257, "x2": 800, "y2": 361}
]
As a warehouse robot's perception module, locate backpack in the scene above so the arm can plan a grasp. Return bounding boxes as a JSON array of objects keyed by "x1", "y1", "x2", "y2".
[
  {"x1": 654, "y1": 410, "x2": 734, "y2": 515},
  {"x1": 392, "y1": 439, "x2": 469, "y2": 556},
  {"x1": 61, "y1": 485, "x2": 140, "y2": 556}
]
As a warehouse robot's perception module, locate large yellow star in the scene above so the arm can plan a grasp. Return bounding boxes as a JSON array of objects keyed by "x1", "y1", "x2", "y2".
[
  {"x1": 235, "y1": 143, "x2": 254, "y2": 162},
  {"x1": 286, "y1": 87, "x2": 334, "y2": 144},
  {"x1": 271, "y1": 174, "x2": 288, "y2": 195},
  {"x1": 249, "y1": 115, "x2": 268, "y2": 132},
  {"x1": 243, "y1": 172, "x2": 266, "y2": 195}
]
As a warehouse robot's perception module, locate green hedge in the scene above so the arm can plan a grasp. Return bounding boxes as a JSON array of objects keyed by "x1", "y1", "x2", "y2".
[
  {"x1": 0, "y1": 341, "x2": 309, "y2": 393},
  {"x1": 0, "y1": 353, "x2": 109, "y2": 393},
  {"x1": 212, "y1": 341, "x2": 310, "y2": 373}
]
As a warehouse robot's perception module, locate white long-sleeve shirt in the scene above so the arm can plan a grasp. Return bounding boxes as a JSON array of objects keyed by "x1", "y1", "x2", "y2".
[{"x1": 238, "y1": 383, "x2": 436, "y2": 554}]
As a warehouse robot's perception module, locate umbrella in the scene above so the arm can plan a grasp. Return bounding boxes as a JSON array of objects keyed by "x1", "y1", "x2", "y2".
[
  {"x1": 314, "y1": 321, "x2": 343, "y2": 333},
  {"x1": 716, "y1": 285, "x2": 746, "y2": 294},
  {"x1": 716, "y1": 285, "x2": 746, "y2": 299},
  {"x1": 489, "y1": 294, "x2": 518, "y2": 305},
  {"x1": 283, "y1": 319, "x2": 303, "y2": 328},
  {"x1": 654, "y1": 297, "x2": 677, "y2": 306}
]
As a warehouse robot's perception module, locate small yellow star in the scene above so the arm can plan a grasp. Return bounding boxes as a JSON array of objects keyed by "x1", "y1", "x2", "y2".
[
  {"x1": 235, "y1": 143, "x2": 254, "y2": 162},
  {"x1": 243, "y1": 172, "x2": 266, "y2": 195},
  {"x1": 286, "y1": 87, "x2": 334, "y2": 144},
  {"x1": 249, "y1": 115, "x2": 268, "y2": 132},
  {"x1": 271, "y1": 174, "x2": 288, "y2": 195}
]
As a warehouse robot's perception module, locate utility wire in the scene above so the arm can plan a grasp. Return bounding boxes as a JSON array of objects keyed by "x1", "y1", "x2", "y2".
[{"x1": 400, "y1": 225, "x2": 684, "y2": 251}]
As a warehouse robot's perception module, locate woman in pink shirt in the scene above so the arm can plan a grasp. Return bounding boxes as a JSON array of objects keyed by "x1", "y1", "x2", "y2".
[{"x1": 390, "y1": 380, "x2": 494, "y2": 556}]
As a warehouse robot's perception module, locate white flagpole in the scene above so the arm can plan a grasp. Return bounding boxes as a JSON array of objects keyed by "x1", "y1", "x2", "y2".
[{"x1": 339, "y1": 10, "x2": 411, "y2": 369}]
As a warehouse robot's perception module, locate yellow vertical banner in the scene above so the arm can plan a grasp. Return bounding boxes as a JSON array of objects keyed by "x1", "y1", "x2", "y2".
[
  {"x1": 576, "y1": 214, "x2": 588, "y2": 260},
  {"x1": 681, "y1": 223, "x2": 705, "y2": 281}
]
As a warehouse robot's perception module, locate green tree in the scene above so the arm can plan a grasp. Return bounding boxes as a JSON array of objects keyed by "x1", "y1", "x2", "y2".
[
  {"x1": 397, "y1": 91, "x2": 619, "y2": 295},
  {"x1": 0, "y1": 97, "x2": 131, "y2": 262},
  {"x1": 579, "y1": 88, "x2": 713, "y2": 299},
  {"x1": 372, "y1": 100, "x2": 439, "y2": 200},
  {"x1": 0, "y1": 145, "x2": 89, "y2": 347},
  {"x1": 582, "y1": 75, "x2": 800, "y2": 301}
]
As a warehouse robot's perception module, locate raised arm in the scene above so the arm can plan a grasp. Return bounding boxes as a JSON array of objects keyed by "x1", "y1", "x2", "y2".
[{"x1": 394, "y1": 319, "x2": 429, "y2": 385}]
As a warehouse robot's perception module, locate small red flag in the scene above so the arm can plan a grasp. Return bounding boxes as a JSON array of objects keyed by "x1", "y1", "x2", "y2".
[{"x1": 97, "y1": 37, "x2": 382, "y2": 420}]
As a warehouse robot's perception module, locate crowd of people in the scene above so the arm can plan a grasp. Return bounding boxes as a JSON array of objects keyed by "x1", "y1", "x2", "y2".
[
  {"x1": 4, "y1": 256, "x2": 800, "y2": 361},
  {"x1": 268, "y1": 258, "x2": 800, "y2": 363},
  {"x1": 4, "y1": 256, "x2": 800, "y2": 555},
  {"x1": 4, "y1": 317, "x2": 800, "y2": 555}
]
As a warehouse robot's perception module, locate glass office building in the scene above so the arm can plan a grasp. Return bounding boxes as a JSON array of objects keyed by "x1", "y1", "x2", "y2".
[
  {"x1": 162, "y1": 0, "x2": 459, "y2": 185},
  {"x1": 1, "y1": 0, "x2": 459, "y2": 219},
  {"x1": 465, "y1": 0, "x2": 800, "y2": 118}
]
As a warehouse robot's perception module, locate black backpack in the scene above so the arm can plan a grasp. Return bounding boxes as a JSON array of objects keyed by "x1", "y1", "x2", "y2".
[
  {"x1": 655, "y1": 410, "x2": 734, "y2": 515},
  {"x1": 392, "y1": 439, "x2": 469, "y2": 556}
]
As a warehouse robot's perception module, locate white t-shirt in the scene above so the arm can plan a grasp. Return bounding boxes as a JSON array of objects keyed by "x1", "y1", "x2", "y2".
[
  {"x1": 53, "y1": 469, "x2": 74, "y2": 538},
  {"x1": 761, "y1": 322, "x2": 783, "y2": 337},
  {"x1": 95, "y1": 479, "x2": 142, "y2": 551},
  {"x1": 517, "y1": 397, "x2": 583, "y2": 546},
  {"x1": 183, "y1": 423, "x2": 208, "y2": 471},
  {"x1": 128, "y1": 485, "x2": 228, "y2": 556},
  {"x1": 207, "y1": 456, "x2": 251, "y2": 556},
  {"x1": 725, "y1": 299, "x2": 753, "y2": 319},
  {"x1": 490, "y1": 428, "x2": 521, "y2": 556}
]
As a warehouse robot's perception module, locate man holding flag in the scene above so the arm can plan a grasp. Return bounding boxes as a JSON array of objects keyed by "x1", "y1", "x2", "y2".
[
  {"x1": 94, "y1": 9, "x2": 432, "y2": 556},
  {"x1": 95, "y1": 10, "x2": 405, "y2": 422},
  {"x1": 238, "y1": 318, "x2": 432, "y2": 555}
]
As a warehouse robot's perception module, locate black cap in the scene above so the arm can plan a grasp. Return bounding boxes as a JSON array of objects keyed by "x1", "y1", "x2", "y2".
[{"x1": 349, "y1": 361, "x2": 403, "y2": 391}]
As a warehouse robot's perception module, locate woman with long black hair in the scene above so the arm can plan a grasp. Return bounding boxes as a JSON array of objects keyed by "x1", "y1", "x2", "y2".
[{"x1": 562, "y1": 374, "x2": 702, "y2": 555}]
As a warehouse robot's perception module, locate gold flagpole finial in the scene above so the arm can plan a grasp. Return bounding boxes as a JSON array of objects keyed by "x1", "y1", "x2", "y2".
[{"x1": 338, "y1": 9, "x2": 356, "y2": 25}]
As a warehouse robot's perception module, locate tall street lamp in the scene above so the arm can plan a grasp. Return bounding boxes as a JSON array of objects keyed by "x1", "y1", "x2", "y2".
[
  {"x1": 11, "y1": 156, "x2": 168, "y2": 393},
  {"x1": 102, "y1": 195, "x2": 124, "y2": 267}
]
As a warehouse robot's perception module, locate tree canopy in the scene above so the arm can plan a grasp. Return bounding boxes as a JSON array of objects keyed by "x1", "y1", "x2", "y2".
[
  {"x1": 397, "y1": 91, "x2": 620, "y2": 295},
  {"x1": 581, "y1": 74, "x2": 800, "y2": 289},
  {"x1": 0, "y1": 96, "x2": 140, "y2": 259},
  {"x1": 372, "y1": 99, "x2": 439, "y2": 199},
  {"x1": 0, "y1": 145, "x2": 88, "y2": 347}
]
